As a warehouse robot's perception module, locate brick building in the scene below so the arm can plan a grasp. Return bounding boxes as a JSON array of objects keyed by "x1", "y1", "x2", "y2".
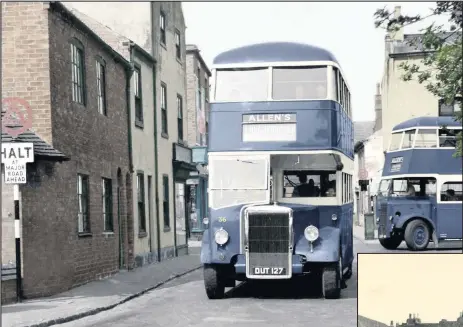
[
  {"x1": 67, "y1": 2, "x2": 196, "y2": 260},
  {"x1": 1, "y1": 2, "x2": 133, "y2": 300},
  {"x1": 185, "y1": 44, "x2": 211, "y2": 238}
]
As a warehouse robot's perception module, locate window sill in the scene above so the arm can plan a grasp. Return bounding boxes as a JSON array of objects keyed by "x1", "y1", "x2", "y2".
[
  {"x1": 163, "y1": 227, "x2": 171, "y2": 233},
  {"x1": 78, "y1": 232, "x2": 92, "y2": 238},
  {"x1": 135, "y1": 120, "x2": 144, "y2": 129},
  {"x1": 161, "y1": 132, "x2": 169, "y2": 139},
  {"x1": 138, "y1": 231, "x2": 148, "y2": 238},
  {"x1": 160, "y1": 42, "x2": 167, "y2": 50},
  {"x1": 103, "y1": 232, "x2": 115, "y2": 237}
]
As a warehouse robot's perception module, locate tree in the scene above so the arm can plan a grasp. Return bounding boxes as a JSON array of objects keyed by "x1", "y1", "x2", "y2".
[{"x1": 374, "y1": 2, "x2": 462, "y2": 157}]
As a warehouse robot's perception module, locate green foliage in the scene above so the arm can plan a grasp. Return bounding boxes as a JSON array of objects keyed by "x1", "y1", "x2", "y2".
[{"x1": 374, "y1": 2, "x2": 463, "y2": 157}]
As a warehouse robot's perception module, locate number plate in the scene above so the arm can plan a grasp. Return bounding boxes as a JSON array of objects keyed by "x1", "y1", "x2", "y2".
[{"x1": 253, "y1": 267, "x2": 286, "y2": 275}]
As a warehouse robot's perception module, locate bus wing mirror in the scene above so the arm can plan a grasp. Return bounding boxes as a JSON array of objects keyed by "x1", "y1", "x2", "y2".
[{"x1": 331, "y1": 154, "x2": 344, "y2": 171}]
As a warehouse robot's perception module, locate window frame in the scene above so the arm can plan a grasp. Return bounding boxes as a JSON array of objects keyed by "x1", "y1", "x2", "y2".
[
  {"x1": 70, "y1": 38, "x2": 86, "y2": 105},
  {"x1": 175, "y1": 29, "x2": 181, "y2": 60},
  {"x1": 95, "y1": 57, "x2": 107, "y2": 115},
  {"x1": 440, "y1": 181, "x2": 463, "y2": 202},
  {"x1": 134, "y1": 64, "x2": 144, "y2": 126},
  {"x1": 77, "y1": 174, "x2": 90, "y2": 234},
  {"x1": 438, "y1": 97, "x2": 462, "y2": 117},
  {"x1": 162, "y1": 174, "x2": 170, "y2": 229},
  {"x1": 414, "y1": 128, "x2": 438, "y2": 149},
  {"x1": 177, "y1": 94, "x2": 183, "y2": 142},
  {"x1": 137, "y1": 172, "x2": 146, "y2": 234},
  {"x1": 438, "y1": 127, "x2": 461, "y2": 148},
  {"x1": 161, "y1": 82, "x2": 168, "y2": 136},
  {"x1": 102, "y1": 177, "x2": 113, "y2": 232},
  {"x1": 160, "y1": 11, "x2": 166, "y2": 46},
  {"x1": 272, "y1": 66, "x2": 328, "y2": 101}
]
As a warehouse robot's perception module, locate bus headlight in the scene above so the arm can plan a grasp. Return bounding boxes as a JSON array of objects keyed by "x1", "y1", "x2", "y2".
[
  {"x1": 214, "y1": 228, "x2": 229, "y2": 245},
  {"x1": 331, "y1": 214, "x2": 337, "y2": 221},
  {"x1": 304, "y1": 225, "x2": 319, "y2": 242}
]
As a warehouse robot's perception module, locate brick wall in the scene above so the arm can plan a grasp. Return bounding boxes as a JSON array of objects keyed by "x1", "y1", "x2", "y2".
[
  {"x1": 2, "y1": 3, "x2": 133, "y2": 298},
  {"x1": 1, "y1": 2, "x2": 53, "y2": 144}
]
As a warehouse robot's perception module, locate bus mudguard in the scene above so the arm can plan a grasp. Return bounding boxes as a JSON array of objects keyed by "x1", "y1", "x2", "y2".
[
  {"x1": 294, "y1": 226, "x2": 341, "y2": 262},
  {"x1": 394, "y1": 214, "x2": 436, "y2": 231},
  {"x1": 200, "y1": 229, "x2": 213, "y2": 264}
]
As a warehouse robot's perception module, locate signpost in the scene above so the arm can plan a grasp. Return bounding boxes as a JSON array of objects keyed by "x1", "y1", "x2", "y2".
[
  {"x1": 358, "y1": 168, "x2": 369, "y2": 181},
  {"x1": 1, "y1": 142, "x2": 34, "y2": 303}
]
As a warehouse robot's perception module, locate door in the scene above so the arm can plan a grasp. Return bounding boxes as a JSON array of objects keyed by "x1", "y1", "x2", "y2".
[
  {"x1": 117, "y1": 186, "x2": 125, "y2": 268},
  {"x1": 175, "y1": 182, "x2": 188, "y2": 248},
  {"x1": 436, "y1": 181, "x2": 463, "y2": 239}
]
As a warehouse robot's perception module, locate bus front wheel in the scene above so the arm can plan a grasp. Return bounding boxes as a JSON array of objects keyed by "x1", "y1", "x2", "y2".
[
  {"x1": 321, "y1": 257, "x2": 342, "y2": 299},
  {"x1": 379, "y1": 235, "x2": 402, "y2": 250},
  {"x1": 404, "y1": 219, "x2": 430, "y2": 251},
  {"x1": 204, "y1": 264, "x2": 226, "y2": 299}
]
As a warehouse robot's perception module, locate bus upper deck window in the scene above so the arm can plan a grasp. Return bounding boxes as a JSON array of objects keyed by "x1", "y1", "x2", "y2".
[
  {"x1": 439, "y1": 129, "x2": 459, "y2": 147},
  {"x1": 215, "y1": 68, "x2": 269, "y2": 102},
  {"x1": 402, "y1": 129, "x2": 416, "y2": 149},
  {"x1": 272, "y1": 66, "x2": 327, "y2": 100},
  {"x1": 414, "y1": 129, "x2": 437, "y2": 148},
  {"x1": 389, "y1": 132, "x2": 402, "y2": 151}
]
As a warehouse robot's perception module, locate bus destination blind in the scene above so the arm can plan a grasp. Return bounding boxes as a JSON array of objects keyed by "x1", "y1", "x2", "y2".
[{"x1": 242, "y1": 113, "x2": 297, "y2": 142}]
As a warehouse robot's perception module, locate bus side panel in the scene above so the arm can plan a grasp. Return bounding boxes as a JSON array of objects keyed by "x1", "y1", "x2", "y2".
[
  {"x1": 436, "y1": 203, "x2": 462, "y2": 239},
  {"x1": 340, "y1": 203, "x2": 354, "y2": 266}
]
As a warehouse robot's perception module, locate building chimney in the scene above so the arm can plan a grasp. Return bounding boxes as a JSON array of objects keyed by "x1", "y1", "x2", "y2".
[
  {"x1": 374, "y1": 83, "x2": 382, "y2": 132},
  {"x1": 391, "y1": 321, "x2": 394, "y2": 326},
  {"x1": 388, "y1": 6, "x2": 404, "y2": 42}
]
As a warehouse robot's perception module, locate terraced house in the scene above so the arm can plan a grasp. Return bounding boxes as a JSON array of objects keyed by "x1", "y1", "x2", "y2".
[
  {"x1": 66, "y1": 2, "x2": 195, "y2": 263},
  {"x1": 1, "y1": 2, "x2": 132, "y2": 301}
]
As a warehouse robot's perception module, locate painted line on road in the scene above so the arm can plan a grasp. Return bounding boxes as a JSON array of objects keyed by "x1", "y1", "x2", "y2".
[{"x1": 25, "y1": 264, "x2": 203, "y2": 327}]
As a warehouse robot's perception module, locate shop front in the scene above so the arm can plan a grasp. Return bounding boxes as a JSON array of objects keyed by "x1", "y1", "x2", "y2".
[
  {"x1": 189, "y1": 146, "x2": 208, "y2": 240},
  {"x1": 172, "y1": 143, "x2": 197, "y2": 256}
]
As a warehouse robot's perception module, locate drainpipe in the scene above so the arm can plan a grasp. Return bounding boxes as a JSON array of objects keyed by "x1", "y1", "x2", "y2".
[
  {"x1": 126, "y1": 47, "x2": 135, "y2": 173},
  {"x1": 152, "y1": 64, "x2": 162, "y2": 262}
]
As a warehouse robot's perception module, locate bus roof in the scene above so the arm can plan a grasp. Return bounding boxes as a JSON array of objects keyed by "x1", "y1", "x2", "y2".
[
  {"x1": 212, "y1": 42, "x2": 339, "y2": 65},
  {"x1": 392, "y1": 116, "x2": 462, "y2": 131}
]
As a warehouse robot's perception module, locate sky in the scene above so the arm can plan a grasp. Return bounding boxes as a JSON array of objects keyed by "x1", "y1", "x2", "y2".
[
  {"x1": 358, "y1": 254, "x2": 463, "y2": 324},
  {"x1": 67, "y1": 2, "x2": 451, "y2": 123},
  {"x1": 182, "y1": 2, "x2": 450, "y2": 122}
]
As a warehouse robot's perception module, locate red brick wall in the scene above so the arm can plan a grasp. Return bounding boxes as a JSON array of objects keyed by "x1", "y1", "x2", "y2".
[
  {"x1": 1, "y1": 2, "x2": 53, "y2": 143},
  {"x1": 2, "y1": 3, "x2": 134, "y2": 298}
]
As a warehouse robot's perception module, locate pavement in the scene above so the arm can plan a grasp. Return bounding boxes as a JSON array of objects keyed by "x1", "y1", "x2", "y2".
[{"x1": 2, "y1": 246, "x2": 202, "y2": 327}]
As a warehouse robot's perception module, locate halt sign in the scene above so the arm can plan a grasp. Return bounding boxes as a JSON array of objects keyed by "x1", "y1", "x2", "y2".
[{"x1": 1, "y1": 143, "x2": 34, "y2": 184}]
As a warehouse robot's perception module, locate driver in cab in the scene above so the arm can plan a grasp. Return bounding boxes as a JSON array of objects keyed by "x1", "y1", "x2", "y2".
[{"x1": 293, "y1": 174, "x2": 318, "y2": 197}]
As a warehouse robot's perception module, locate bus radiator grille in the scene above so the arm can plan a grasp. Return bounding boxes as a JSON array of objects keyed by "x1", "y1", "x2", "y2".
[{"x1": 247, "y1": 212, "x2": 291, "y2": 276}]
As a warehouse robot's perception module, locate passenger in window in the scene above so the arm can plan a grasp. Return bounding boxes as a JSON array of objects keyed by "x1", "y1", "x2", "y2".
[
  {"x1": 326, "y1": 180, "x2": 336, "y2": 197},
  {"x1": 445, "y1": 189, "x2": 456, "y2": 201},
  {"x1": 405, "y1": 181, "x2": 416, "y2": 196},
  {"x1": 293, "y1": 175, "x2": 315, "y2": 197}
]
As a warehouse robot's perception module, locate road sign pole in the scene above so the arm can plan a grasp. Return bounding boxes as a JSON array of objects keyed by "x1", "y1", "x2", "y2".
[{"x1": 14, "y1": 184, "x2": 22, "y2": 302}]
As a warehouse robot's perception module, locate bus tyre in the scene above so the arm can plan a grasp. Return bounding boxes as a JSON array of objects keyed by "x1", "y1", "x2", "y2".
[
  {"x1": 379, "y1": 236, "x2": 402, "y2": 250},
  {"x1": 322, "y1": 258, "x2": 342, "y2": 299},
  {"x1": 404, "y1": 219, "x2": 430, "y2": 251},
  {"x1": 204, "y1": 264, "x2": 226, "y2": 299}
]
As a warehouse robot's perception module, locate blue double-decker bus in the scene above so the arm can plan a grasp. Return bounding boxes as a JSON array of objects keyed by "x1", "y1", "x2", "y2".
[
  {"x1": 376, "y1": 116, "x2": 462, "y2": 251},
  {"x1": 200, "y1": 42, "x2": 354, "y2": 299}
]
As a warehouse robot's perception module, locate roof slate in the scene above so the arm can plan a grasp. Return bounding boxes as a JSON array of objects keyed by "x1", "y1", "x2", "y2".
[
  {"x1": 1, "y1": 130, "x2": 69, "y2": 161},
  {"x1": 354, "y1": 121, "x2": 376, "y2": 144}
]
